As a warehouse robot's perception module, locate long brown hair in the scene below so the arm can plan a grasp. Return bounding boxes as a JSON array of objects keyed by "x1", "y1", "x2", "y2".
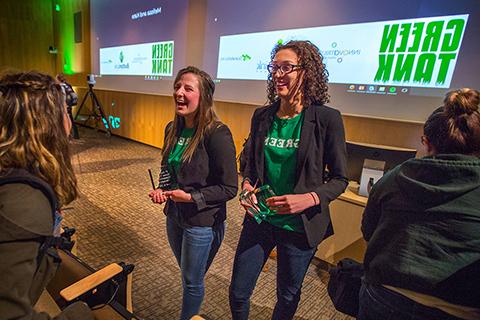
[
  {"x1": 424, "y1": 88, "x2": 480, "y2": 156},
  {"x1": 162, "y1": 66, "x2": 219, "y2": 162},
  {"x1": 267, "y1": 40, "x2": 330, "y2": 106},
  {"x1": 0, "y1": 71, "x2": 78, "y2": 206}
]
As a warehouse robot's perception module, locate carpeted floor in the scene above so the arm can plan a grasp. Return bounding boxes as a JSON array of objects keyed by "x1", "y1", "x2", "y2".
[{"x1": 65, "y1": 127, "x2": 353, "y2": 320}]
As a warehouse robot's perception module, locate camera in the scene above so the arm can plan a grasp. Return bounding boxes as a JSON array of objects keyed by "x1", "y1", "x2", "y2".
[{"x1": 87, "y1": 74, "x2": 96, "y2": 85}]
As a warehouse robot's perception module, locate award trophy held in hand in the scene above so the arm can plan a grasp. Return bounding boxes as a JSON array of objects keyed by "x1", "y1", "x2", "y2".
[
  {"x1": 239, "y1": 184, "x2": 276, "y2": 224},
  {"x1": 158, "y1": 164, "x2": 179, "y2": 190}
]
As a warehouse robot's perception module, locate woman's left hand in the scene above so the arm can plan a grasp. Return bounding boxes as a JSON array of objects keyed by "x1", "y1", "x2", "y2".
[
  {"x1": 163, "y1": 189, "x2": 193, "y2": 203},
  {"x1": 266, "y1": 193, "x2": 316, "y2": 214}
]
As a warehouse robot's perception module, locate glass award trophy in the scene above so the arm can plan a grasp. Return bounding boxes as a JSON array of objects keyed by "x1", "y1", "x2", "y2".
[
  {"x1": 239, "y1": 184, "x2": 276, "y2": 224},
  {"x1": 158, "y1": 164, "x2": 178, "y2": 190}
]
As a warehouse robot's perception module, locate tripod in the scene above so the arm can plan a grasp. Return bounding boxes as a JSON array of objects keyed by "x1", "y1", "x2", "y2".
[{"x1": 74, "y1": 84, "x2": 112, "y2": 136}]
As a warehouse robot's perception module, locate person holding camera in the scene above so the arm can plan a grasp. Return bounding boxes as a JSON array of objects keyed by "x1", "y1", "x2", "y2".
[
  {"x1": 148, "y1": 66, "x2": 238, "y2": 320},
  {"x1": 56, "y1": 73, "x2": 79, "y2": 139},
  {"x1": 0, "y1": 71, "x2": 93, "y2": 319}
]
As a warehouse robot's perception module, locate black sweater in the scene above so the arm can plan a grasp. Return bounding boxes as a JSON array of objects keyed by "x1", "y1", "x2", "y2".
[{"x1": 362, "y1": 154, "x2": 480, "y2": 308}]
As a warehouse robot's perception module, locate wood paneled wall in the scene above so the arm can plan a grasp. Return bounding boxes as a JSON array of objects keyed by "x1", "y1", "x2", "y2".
[
  {"x1": 73, "y1": 88, "x2": 261, "y2": 152},
  {"x1": 343, "y1": 114, "x2": 423, "y2": 151},
  {"x1": 0, "y1": 0, "x2": 90, "y2": 82},
  {"x1": 73, "y1": 87, "x2": 425, "y2": 156},
  {"x1": 73, "y1": 88, "x2": 175, "y2": 148},
  {"x1": 0, "y1": 0, "x2": 56, "y2": 75}
]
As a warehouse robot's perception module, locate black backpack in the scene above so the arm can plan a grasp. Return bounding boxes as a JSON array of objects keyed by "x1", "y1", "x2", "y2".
[
  {"x1": 327, "y1": 258, "x2": 364, "y2": 317},
  {"x1": 0, "y1": 169, "x2": 61, "y2": 267}
]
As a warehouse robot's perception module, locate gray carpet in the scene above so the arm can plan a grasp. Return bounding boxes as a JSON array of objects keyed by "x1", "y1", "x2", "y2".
[{"x1": 65, "y1": 127, "x2": 353, "y2": 320}]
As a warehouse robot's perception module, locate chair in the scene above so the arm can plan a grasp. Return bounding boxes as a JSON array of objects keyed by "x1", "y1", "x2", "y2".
[
  {"x1": 45, "y1": 249, "x2": 139, "y2": 319},
  {"x1": 34, "y1": 226, "x2": 139, "y2": 320}
]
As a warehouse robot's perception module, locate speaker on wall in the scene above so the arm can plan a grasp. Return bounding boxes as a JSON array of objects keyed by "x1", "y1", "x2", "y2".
[{"x1": 74, "y1": 11, "x2": 82, "y2": 43}]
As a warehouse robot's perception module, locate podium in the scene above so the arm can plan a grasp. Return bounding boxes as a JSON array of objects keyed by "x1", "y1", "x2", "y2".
[{"x1": 315, "y1": 182, "x2": 368, "y2": 264}]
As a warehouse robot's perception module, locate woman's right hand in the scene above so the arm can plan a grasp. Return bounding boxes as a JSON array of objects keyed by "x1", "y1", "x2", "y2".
[
  {"x1": 148, "y1": 189, "x2": 168, "y2": 204},
  {"x1": 239, "y1": 180, "x2": 257, "y2": 217}
]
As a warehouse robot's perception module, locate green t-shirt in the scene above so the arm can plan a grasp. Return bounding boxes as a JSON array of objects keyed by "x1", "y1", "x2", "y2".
[
  {"x1": 262, "y1": 112, "x2": 305, "y2": 233},
  {"x1": 168, "y1": 127, "x2": 195, "y2": 173}
]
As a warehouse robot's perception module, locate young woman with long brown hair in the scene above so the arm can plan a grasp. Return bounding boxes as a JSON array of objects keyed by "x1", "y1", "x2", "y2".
[
  {"x1": 0, "y1": 71, "x2": 92, "y2": 319},
  {"x1": 149, "y1": 66, "x2": 238, "y2": 320}
]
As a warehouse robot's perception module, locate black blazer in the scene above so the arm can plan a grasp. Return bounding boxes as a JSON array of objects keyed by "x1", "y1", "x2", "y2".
[
  {"x1": 161, "y1": 121, "x2": 238, "y2": 227},
  {"x1": 243, "y1": 102, "x2": 348, "y2": 247}
]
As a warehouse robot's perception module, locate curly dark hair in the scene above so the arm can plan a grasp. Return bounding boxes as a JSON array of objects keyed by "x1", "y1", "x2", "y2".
[{"x1": 267, "y1": 40, "x2": 330, "y2": 106}]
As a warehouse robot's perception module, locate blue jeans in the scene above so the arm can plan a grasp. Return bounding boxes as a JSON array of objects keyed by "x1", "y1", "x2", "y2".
[
  {"x1": 229, "y1": 217, "x2": 316, "y2": 320},
  {"x1": 358, "y1": 281, "x2": 463, "y2": 320},
  {"x1": 166, "y1": 215, "x2": 225, "y2": 320}
]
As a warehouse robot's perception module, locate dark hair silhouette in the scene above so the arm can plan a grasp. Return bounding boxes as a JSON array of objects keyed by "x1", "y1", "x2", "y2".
[{"x1": 424, "y1": 88, "x2": 480, "y2": 155}]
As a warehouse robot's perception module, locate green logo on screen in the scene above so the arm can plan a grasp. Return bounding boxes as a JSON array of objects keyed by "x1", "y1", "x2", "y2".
[
  {"x1": 152, "y1": 41, "x2": 174, "y2": 76},
  {"x1": 374, "y1": 17, "x2": 467, "y2": 85}
]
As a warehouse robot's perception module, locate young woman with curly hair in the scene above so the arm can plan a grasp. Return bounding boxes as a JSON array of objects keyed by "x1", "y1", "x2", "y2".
[
  {"x1": 229, "y1": 40, "x2": 348, "y2": 320},
  {"x1": 0, "y1": 71, "x2": 92, "y2": 319}
]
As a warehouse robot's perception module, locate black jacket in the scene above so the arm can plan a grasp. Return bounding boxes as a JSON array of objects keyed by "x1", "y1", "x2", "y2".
[
  {"x1": 161, "y1": 121, "x2": 238, "y2": 227},
  {"x1": 243, "y1": 102, "x2": 348, "y2": 247}
]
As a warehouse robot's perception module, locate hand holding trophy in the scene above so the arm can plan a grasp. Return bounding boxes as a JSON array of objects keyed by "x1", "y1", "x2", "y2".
[
  {"x1": 148, "y1": 164, "x2": 179, "y2": 204},
  {"x1": 239, "y1": 184, "x2": 276, "y2": 223}
]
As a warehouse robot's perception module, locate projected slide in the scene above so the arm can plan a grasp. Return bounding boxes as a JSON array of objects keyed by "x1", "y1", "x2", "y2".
[
  {"x1": 217, "y1": 14, "x2": 468, "y2": 89},
  {"x1": 90, "y1": 0, "x2": 189, "y2": 95},
  {"x1": 100, "y1": 41, "x2": 174, "y2": 76},
  {"x1": 203, "y1": 0, "x2": 479, "y2": 121}
]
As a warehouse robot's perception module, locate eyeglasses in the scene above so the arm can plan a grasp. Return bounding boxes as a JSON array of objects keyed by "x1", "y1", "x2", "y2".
[{"x1": 266, "y1": 64, "x2": 302, "y2": 75}]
